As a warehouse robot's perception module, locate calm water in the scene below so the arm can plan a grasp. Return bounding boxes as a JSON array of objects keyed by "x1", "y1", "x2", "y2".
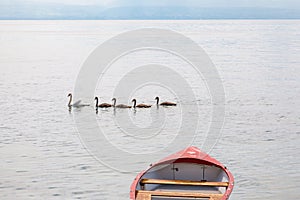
[{"x1": 0, "y1": 20, "x2": 300, "y2": 199}]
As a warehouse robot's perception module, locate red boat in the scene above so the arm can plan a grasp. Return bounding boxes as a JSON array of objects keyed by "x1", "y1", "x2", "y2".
[{"x1": 130, "y1": 146, "x2": 234, "y2": 200}]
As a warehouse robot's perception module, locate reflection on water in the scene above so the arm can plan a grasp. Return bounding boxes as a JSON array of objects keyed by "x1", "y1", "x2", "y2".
[{"x1": 0, "y1": 20, "x2": 299, "y2": 199}]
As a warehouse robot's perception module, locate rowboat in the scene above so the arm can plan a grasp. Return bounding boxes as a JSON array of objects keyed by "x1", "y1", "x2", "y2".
[{"x1": 130, "y1": 146, "x2": 234, "y2": 200}]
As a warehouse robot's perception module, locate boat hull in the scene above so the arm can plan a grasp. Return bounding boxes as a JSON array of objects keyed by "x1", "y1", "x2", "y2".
[{"x1": 130, "y1": 146, "x2": 234, "y2": 200}]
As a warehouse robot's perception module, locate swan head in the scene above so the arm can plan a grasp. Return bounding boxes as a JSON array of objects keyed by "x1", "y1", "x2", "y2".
[
  {"x1": 94, "y1": 97, "x2": 98, "y2": 101},
  {"x1": 131, "y1": 99, "x2": 136, "y2": 103},
  {"x1": 67, "y1": 93, "x2": 72, "y2": 107},
  {"x1": 155, "y1": 96, "x2": 159, "y2": 104},
  {"x1": 111, "y1": 98, "x2": 116, "y2": 106}
]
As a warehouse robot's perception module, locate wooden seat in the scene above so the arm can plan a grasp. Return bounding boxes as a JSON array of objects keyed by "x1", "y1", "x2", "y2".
[
  {"x1": 136, "y1": 190, "x2": 224, "y2": 200},
  {"x1": 140, "y1": 178, "x2": 229, "y2": 188}
]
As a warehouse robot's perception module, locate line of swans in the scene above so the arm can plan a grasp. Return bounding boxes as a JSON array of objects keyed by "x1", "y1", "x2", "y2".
[{"x1": 67, "y1": 93, "x2": 176, "y2": 109}]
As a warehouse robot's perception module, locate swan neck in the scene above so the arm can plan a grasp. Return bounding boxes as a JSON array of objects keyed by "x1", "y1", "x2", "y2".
[
  {"x1": 68, "y1": 94, "x2": 72, "y2": 106},
  {"x1": 95, "y1": 97, "x2": 98, "y2": 107},
  {"x1": 113, "y1": 99, "x2": 116, "y2": 107},
  {"x1": 156, "y1": 97, "x2": 159, "y2": 105},
  {"x1": 133, "y1": 100, "x2": 136, "y2": 108}
]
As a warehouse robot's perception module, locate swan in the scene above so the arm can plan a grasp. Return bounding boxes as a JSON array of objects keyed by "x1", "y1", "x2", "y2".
[
  {"x1": 67, "y1": 93, "x2": 90, "y2": 108},
  {"x1": 112, "y1": 98, "x2": 131, "y2": 108},
  {"x1": 155, "y1": 96, "x2": 176, "y2": 106},
  {"x1": 132, "y1": 99, "x2": 152, "y2": 108},
  {"x1": 94, "y1": 97, "x2": 112, "y2": 108}
]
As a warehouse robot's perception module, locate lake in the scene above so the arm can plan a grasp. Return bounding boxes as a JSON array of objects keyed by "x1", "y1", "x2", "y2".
[{"x1": 0, "y1": 20, "x2": 299, "y2": 199}]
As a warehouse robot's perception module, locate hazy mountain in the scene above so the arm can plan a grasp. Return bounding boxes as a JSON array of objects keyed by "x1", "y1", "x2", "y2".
[{"x1": 1, "y1": 5, "x2": 299, "y2": 20}]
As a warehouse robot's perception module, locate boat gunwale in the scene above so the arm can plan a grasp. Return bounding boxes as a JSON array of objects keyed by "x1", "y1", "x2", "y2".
[{"x1": 130, "y1": 146, "x2": 234, "y2": 200}]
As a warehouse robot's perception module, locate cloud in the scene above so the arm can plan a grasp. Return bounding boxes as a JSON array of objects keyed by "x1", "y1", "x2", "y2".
[
  {"x1": 2, "y1": 0, "x2": 116, "y2": 6},
  {"x1": 1, "y1": 0, "x2": 300, "y2": 8}
]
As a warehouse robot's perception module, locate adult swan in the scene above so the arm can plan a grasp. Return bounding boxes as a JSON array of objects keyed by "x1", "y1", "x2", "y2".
[{"x1": 67, "y1": 93, "x2": 90, "y2": 108}]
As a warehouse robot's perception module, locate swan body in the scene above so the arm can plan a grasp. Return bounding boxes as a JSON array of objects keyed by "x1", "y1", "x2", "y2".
[
  {"x1": 112, "y1": 98, "x2": 131, "y2": 108},
  {"x1": 67, "y1": 93, "x2": 90, "y2": 108},
  {"x1": 155, "y1": 96, "x2": 176, "y2": 106},
  {"x1": 132, "y1": 99, "x2": 152, "y2": 108},
  {"x1": 94, "y1": 97, "x2": 112, "y2": 108}
]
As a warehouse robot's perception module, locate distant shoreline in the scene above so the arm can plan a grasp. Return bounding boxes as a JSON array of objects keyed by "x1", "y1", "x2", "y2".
[
  {"x1": 1, "y1": 6, "x2": 300, "y2": 20},
  {"x1": 1, "y1": 19, "x2": 300, "y2": 20}
]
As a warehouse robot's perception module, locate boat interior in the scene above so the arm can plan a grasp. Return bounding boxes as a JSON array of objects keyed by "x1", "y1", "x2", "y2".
[{"x1": 135, "y1": 162, "x2": 229, "y2": 200}]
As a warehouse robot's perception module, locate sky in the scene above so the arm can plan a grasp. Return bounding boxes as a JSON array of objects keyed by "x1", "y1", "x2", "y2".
[
  {"x1": 2, "y1": 0, "x2": 300, "y2": 8},
  {"x1": 1, "y1": 0, "x2": 300, "y2": 19}
]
